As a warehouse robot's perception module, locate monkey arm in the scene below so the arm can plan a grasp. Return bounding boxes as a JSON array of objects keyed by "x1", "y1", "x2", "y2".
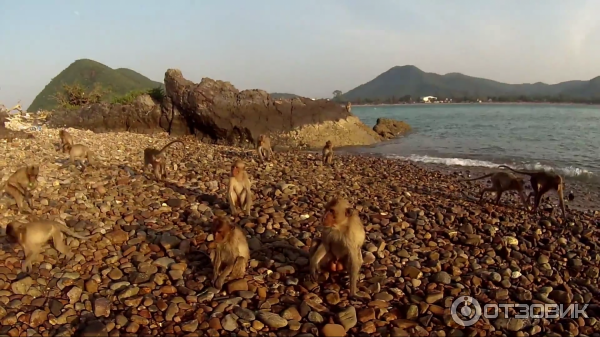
[
  {"x1": 309, "y1": 243, "x2": 328, "y2": 279},
  {"x1": 214, "y1": 256, "x2": 245, "y2": 290}
]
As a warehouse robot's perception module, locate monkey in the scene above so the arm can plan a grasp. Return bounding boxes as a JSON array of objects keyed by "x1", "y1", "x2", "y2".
[
  {"x1": 59, "y1": 129, "x2": 73, "y2": 149},
  {"x1": 63, "y1": 143, "x2": 96, "y2": 169},
  {"x1": 256, "y1": 135, "x2": 274, "y2": 162},
  {"x1": 309, "y1": 197, "x2": 365, "y2": 297},
  {"x1": 5, "y1": 219, "x2": 91, "y2": 273},
  {"x1": 459, "y1": 171, "x2": 529, "y2": 209},
  {"x1": 2, "y1": 165, "x2": 39, "y2": 212},
  {"x1": 227, "y1": 160, "x2": 252, "y2": 216},
  {"x1": 143, "y1": 140, "x2": 184, "y2": 181},
  {"x1": 498, "y1": 165, "x2": 568, "y2": 220},
  {"x1": 322, "y1": 140, "x2": 334, "y2": 165},
  {"x1": 211, "y1": 217, "x2": 250, "y2": 290}
]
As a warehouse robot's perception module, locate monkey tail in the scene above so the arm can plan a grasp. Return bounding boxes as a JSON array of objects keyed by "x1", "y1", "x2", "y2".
[
  {"x1": 56, "y1": 221, "x2": 91, "y2": 240},
  {"x1": 458, "y1": 173, "x2": 494, "y2": 182},
  {"x1": 158, "y1": 140, "x2": 184, "y2": 155},
  {"x1": 498, "y1": 165, "x2": 532, "y2": 176}
]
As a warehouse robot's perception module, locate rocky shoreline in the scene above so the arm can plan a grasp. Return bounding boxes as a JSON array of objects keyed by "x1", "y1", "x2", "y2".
[{"x1": 1, "y1": 129, "x2": 599, "y2": 336}]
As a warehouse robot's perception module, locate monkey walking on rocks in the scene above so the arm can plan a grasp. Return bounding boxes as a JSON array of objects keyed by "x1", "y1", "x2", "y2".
[
  {"x1": 210, "y1": 217, "x2": 250, "y2": 290},
  {"x1": 59, "y1": 129, "x2": 73, "y2": 150},
  {"x1": 228, "y1": 160, "x2": 252, "y2": 216},
  {"x1": 459, "y1": 171, "x2": 530, "y2": 209},
  {"x1": 63, "y1": 144, "x2": 96, "y2": 170},
  {"x1": 143, "y1": 140, "x2": 184, "y2": 181},
  {"x1": 498, "y1": 165, "x2": 568, "y2": 220},
  {"x1": 309, "y1": 197, "x2": 365, "y2": 297},
  {"x1": 322, "y1": 140, "x2": 334, "y2": 165},
  {"x1": 2, "y1": 165, "x2": 39, "y2": 212},
  {"x1": 256, "y1": 135, "x2": 274, "y2": 162},
  {"x1": 5, "y1": 219, "x2": 91, "y2": 273}
]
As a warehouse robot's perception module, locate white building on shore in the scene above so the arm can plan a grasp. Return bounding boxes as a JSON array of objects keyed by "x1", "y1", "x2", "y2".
[{"x1": 421, "y1": 96, "x2": 437, "y2": 103}]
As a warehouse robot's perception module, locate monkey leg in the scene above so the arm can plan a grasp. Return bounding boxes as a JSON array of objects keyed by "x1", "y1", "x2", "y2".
[
  {"x1": 229, "y1": 256, "x2": 248, "y2": 280},
  {"x1": 5, "y1": 185, "x2": 26, "y2": 210},
  {"x1": 478, "y1": 187, "x2": 495, "y2": 202},
  {"x1": 309, "y1": 243, "x2": 329, "y2": 281},
  {"x1": 52, "y1": 231, "x2": 72, "y2": 257},
  {"x1": 228, "y1": 192, "x2": 239, "y2": 216},
  {"x1": 22, "y1": 246, "x2": 41, "y2": 273},
  {"x1": 347, "y1": 250, "x2": 363, "y2": 297},
  {"x1": 495, "y1": 191, "x2": 503, "y2": 205},
  {"x1": 214, "y1": 257, "x2": 245, "y2": 290},
  {"x1": 556, "y1": 187, "x2": 568, "y2": 221}
]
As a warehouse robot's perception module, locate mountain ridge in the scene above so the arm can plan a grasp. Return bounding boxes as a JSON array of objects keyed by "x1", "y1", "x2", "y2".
[
  {"x1": 28, "y1": 59, "x2": 163, "y2": 111},
  {"x1": 342, "y1": 65, "x2": 600, "y2": 102}
]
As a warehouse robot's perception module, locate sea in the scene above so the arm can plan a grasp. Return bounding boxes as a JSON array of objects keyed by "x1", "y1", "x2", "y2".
[{"x1": 350, "y1": 103, "x2": 600, "y2": 184}]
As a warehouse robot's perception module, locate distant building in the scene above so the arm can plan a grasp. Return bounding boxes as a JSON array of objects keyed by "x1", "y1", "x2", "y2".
[{"x1": 421, "y1": 96, "x2": 437, "y2": 103}]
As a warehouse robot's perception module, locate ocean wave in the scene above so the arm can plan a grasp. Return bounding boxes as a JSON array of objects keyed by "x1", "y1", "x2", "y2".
[{"x1": 387, "y1": 154, "x2": 595, "y2": 179}]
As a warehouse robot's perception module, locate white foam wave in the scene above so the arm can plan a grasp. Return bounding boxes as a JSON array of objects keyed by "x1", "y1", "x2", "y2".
[{"x1": 387, "y1": 154, "x2": 594, "y2": 178}]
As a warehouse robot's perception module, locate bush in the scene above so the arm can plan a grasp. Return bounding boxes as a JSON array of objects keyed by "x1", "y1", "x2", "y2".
[
  {"x1": 111, "y1": 86, "x2": 166, "y2": 105},
  {"x1": 52, "y1": 82, "x2": 109, "y2": 109}
]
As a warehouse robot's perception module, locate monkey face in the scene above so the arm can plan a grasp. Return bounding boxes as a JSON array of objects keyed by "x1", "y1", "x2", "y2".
[
  {"x1": 322, "y1": 210, "x2": 336, "y2": 227},
  {"x1": 26, "y1": 166, "x2": 40, "y2": 185},
  {"x1": 212, "y1": 218, "x2": 231, "y2": 243},
  {"x1": 5, "y1": 223, "x2": 19, "y2": 243}
]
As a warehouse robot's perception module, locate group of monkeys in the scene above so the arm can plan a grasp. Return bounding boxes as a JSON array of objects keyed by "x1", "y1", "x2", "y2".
[{"x1": 1, "y1": 130, "x2": 569, "y2": 297}]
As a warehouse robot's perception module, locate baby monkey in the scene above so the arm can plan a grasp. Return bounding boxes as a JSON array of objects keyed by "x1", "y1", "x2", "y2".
[
  {"x1": 322, "y1": 140, "x2": 334, "y2": 165},
  {"x1": 143, "y1": 140, "x2": 184, "y2": 181},
  {"x1": 460, "y1": 171, "x2": 529, "y2": 209},
  {"x1": 228, "y1": 160, "x2": 252, "y2": 216},
  {"x1": 309, "y1": 197, "x2": 366, "y2": 297},
  {"x1": 59, "y1": 129, "x2": 73, "y2": 150},
  {"x1": 256, "y1": 134, "x2": 274, "y2": 162},
  {"x1": 6, "y1": 220, "x2": 91, "y2": 273},
  {"x1": 211, "y1": 217, "x2": 250, "y2": 290},
  {"x1": 499, "y1": 165, "x2": 568, "y2": 220},
  {"x1": 2, "y1": 165, "x2": 39, "y2": 212},
  {"x1": 63, "y1": 143, "x2": 96, "y2": 169}
]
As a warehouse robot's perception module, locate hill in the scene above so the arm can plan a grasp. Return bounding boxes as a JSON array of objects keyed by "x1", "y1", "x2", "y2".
[
  {"x1": 28, "y1": 59, "x2": 163, "y2": 111},
  {"x1": 342, "y1": 65, "x2": 600, "y2": 102},
  {"x1": 269, "y1": 92, "x2": 301, "y2": 99}
]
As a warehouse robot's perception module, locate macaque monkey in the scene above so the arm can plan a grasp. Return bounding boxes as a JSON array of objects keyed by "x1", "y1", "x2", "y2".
[
  {"x1": 143, "y1": 140, "x2": 184, "y2": 181},
  {"x1": 211, "y1": 217, "x2": 250, "y2": 290},
  {"x1": 460, "y1": 171, "x2": 529, "y2": 208},
  {"x1": 499, "y1": 165, "x2": 568, "y2": 220},
  {"x1": 63, "y1": 144, "x2": 96, "y2": 168},
  {"x1": 2, "y1": 165, "x2": 39, "y2": 212},
  {"x1": 59, "y1": 129, "x2": 73, "y2": 149},
  {"x1": 309, "y1": 198, "x2": 365, "y2": 297},
  {"x1": 256, "y1": 135, "x2": 274, "y2": 162},
  {"x1": 228, "y1": 160, "x2": 252, "y2": 216},
  {"x1": 6, "y1": 220, "x2": 91, "y2": 273},
  {"x1": 322, "y1": 140, "x2": 334, "y2": 165}
]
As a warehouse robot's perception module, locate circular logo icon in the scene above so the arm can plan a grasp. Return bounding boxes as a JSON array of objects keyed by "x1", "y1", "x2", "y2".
[{"x1": 451, "y1": 295, "x2": 482, "y2": 327}]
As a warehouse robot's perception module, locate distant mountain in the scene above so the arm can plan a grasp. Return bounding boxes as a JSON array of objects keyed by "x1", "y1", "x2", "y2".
[
  {"x1": 28, "y1": 59, "x2": 163, "y2": 111},
  {"x1": 342, "y1": 65, "x2": 600, "y2": 101},
  {"x1": 270, "y1": 92, "x2": 301, "y2": 99}
]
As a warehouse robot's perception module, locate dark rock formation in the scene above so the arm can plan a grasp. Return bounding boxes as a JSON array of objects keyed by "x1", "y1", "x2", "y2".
[
  {"x1": 373, "y1": 118, "x2": 411, "y2": 139},
  {"x1": 0, "y1": 111, "x2": 36, "y2": 141},
  {"x1": 163, "y1": 69, "x2": 351, "y2": 145},
  {"x1": 47, "y1": 95, "x2": 188, "y2": 135}
]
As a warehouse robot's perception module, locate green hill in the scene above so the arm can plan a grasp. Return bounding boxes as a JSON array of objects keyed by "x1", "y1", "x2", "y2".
[
  {"x1": 28, "y1": 59, "x2": 163, "y2": 111},
  {"x1": 270, "y1": 92, "x2": 301, "y2": 99},
  {"x1": 342, "y1": 65, "x2": 600, "y2": 102}
]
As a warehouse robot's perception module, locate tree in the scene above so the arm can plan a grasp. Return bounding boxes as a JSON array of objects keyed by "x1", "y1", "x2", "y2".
[
  {"x1": 332, "y1": 90, "x2": 343, "y2": 99},
  {"x1": 51, "y1": 82, "x2": 110, "y2": 109}
]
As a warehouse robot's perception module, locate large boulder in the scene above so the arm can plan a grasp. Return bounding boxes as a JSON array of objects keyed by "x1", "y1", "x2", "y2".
[
  {"x1": 163, "y1": 69, "x2": 381, "y2": 147},
  {"x1": 373, "y1": 118, "x2": 411, "y2": 139},
  {"x1": 47, "y1": 94, "x2": 188, "y2": 135}
]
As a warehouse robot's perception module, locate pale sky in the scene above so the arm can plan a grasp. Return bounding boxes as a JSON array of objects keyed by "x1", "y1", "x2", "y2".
[{"x1": 1, "y1": 0, "x2": 599, "y2": 110}]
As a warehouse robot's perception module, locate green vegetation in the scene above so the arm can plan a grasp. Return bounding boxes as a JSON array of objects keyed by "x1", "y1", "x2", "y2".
[
  {"x1": 28, "y1": 59, "x2": 164, "y2": 111},
  {"x1": 340, "y1": 65, "x2": 600, "y2": 105},
  {"x1": 111, "y1": 86, "x2": 166, "y2": 104},
  {"x1": 270, "y1": 92, "x2": 301, "y2": 99}
]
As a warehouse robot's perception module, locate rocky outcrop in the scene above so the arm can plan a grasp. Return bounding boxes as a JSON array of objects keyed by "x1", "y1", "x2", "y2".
[
  {"x1": 46, "y1": 69, "x2": 386, "y2": 148},
  {"x1": 163, "y1": 69, "x2": 377, "y2": 147},
  {"x1": 373, "y1": 118, "x2": 412, "y2": 139},
  {"x1": 47, "y1": 94, "x2": 188, "y2": 135}
]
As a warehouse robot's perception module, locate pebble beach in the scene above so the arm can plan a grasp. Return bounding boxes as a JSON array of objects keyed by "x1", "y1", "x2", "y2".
[{"x1": 0, "y1": 128, "x2": 599, "y2": 336}]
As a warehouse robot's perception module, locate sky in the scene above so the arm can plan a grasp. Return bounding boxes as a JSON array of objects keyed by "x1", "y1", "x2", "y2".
[{"x1": 1, "y1": 0, "x2": 600, "y2": 110}]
